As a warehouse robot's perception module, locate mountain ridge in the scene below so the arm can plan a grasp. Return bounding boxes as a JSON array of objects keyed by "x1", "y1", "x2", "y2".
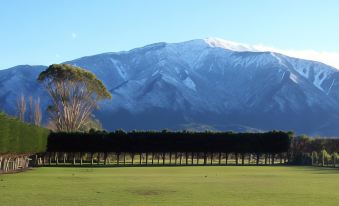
[{"x1": 1, "y1": 38, "x2": 339, "y2": 136}]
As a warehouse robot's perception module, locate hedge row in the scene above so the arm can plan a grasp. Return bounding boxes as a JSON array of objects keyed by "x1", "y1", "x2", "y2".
[
  {"x1": 0, "y1": 113, "x2": 49, "y2": 154},
  {"x1": 48, "y1": 130, "x2": 292, "y2": 153}
]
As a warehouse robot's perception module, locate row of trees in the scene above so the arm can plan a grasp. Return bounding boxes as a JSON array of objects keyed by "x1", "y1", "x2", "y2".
[
  {"x1": 34, "y1": 130, "x2": 292, "y2": 167},
  {"x1": 311, "y1": 150, "x2": 339, "y2": 167},
  {"x1": 47, "y1": 130, "x2": 292, "y2": 153},
  {"x1": 288, "y1": 136, "x2": 339, "y2": 165},
  {"x1": 36, "y1": 151, "x2": 288, "y2": 167},
  {"x1": 31, "y1": 131, "x2": 339, "y2": 168}
]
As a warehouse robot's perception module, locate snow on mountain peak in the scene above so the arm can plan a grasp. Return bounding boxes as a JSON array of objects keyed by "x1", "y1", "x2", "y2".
[{"x1": 204, "y1": 37, "x2": 259, "y2": 52}]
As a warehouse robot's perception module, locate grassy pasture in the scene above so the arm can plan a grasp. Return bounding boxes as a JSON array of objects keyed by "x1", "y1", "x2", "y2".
[{"x1": 1, "y1": 166, "x2": 339, "y2": 206}]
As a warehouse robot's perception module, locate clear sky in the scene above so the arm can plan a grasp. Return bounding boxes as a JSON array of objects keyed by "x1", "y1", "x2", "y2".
[{"x1": 1, "y1": 0, "x2": 339, "y2": 69}]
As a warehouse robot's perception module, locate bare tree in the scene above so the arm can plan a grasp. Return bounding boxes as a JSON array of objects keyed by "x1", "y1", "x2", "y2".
[
  {"x1": 46, "y1": 120, "x2": 57, "y2": 131},
  {"x1": 16, "y1": 94, "x2": 26, "y2": 122},
  {"x1": 34, "y1": 97, "x2": 42, "y2": 126},
  {"x1": 28, "y1": 96, "x2": 34, "y2": 123},
  {"x1": 38, "y1": 64, "x2": 111, "y2": 132},
  {"x1": 27, "y1": 96, "x2": 42, "y2": 126}
]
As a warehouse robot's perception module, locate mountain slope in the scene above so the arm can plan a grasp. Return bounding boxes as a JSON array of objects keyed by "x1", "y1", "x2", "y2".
[{"x1": 1, "y1": 38, "x2": 339, "y2": 136}]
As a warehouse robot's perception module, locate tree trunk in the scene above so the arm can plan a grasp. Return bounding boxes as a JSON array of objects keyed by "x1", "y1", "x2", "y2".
[
  {"x1": 151, "y1": 153, "x2": 154, "y2": 165},
  {"x1": 80, "y1": 153, "x2": 83, "y2": 166},
  {"x1": 42, "y1": 154, "x2": 45, "y2": 166},
  {"x1": 186, "y1": 152, "x2": 188, "y2": 165},
  {"x1": 146, "y1": 152, "x2": 148, "y2": 165},
  {"x1": 104, "y1": 152, "x2": 108, "y2": 165},
  {"x1": 175, "y1": 153, "x2": 177, "y2": 165},
  {"x1": 73, "y1": 153, "x2": 76, "y2": 165},
  {"x1": 191, "y1": 152, "x2": 194, "y2": 165},
  {"x1": 63, "y1": 153, "x2": 66, "y2": 164},
  {"x1": 210, "y1": 153, "x2": 213, "y2": 165},
  {"x1": 49, "y1": 153, "x2": 52, "y2": 165},
  {"x1": 97, "y1": 153, "x2": 100, "y2": 165},
  {"x1": 55, "y1": 152, "x2": 59, "y2": 165},
  {"x1": 34, "y1": 154, "x2": 38, "y2": 167},
  {"x1": 123, "y1": 153, "x2": 126, "y2": 165},
  {"x1": 241, "y1": 154, "x2": 245, "y2": 166},
  {"x1": 162, "y1": 152, "x2": 165, "y2": 165},
  {"x1": 235, "y1": 153, "x2": 239, "y2": 166},
  {"x1": 333, "y1": 155, "x2": 336, "y2": 168},
  {"x1": 218, "y1": 153, "x2": 221, "y2": 165},
  {"x1": 169, "y1": 152, "x2": 172, "y2": 165}
]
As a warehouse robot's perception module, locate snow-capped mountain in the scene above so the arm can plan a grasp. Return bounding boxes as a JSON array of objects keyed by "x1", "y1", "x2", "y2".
[{"x1": 1, "y1": 38, "x2": 339, "y2": 136}]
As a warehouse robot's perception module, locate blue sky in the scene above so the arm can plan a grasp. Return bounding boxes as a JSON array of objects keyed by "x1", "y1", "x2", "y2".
[{"x1": 1, "y1": 0, "x2": 339, "y2": 69}]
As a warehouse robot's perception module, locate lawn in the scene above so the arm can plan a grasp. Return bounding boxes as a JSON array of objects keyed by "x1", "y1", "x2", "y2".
[{"x1": 1, "y1": 166, "x2": 339, "y2": 206}]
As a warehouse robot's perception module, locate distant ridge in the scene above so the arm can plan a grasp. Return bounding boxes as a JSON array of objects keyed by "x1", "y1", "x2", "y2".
[{"x1": 1, "y1": 38, "x2": 339, "y2": 136}]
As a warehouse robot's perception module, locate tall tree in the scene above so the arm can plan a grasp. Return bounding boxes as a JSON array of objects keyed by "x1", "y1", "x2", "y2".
[
  {"x1": 34, "y1": 97, "x2": 42, "y2": 126},
  {"x1": 38, "y1": 64, "x2": 111, "y2": 132},
  {"x1": 16, "y1": 94, "x2": 26, "y2": 122},
  {"x1": 28, "y1": 96, "x2": 42, "y2": 126},
  {"x1": 28, "y1": 96, "x2": 34, "y2": 123}
]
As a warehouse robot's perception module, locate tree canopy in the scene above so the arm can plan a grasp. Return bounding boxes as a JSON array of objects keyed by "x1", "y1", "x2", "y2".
[
  {"x1": 38, "y1": 64, "x2": 111, "y2": 132},
  {"x1": 47, "y1": 130, "x2": 292, "y2": 154}
]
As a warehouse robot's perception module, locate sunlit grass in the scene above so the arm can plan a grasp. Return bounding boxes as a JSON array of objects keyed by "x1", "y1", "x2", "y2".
[{"x1": 1, "y1": 166, "x2": 339, "y2": 206}]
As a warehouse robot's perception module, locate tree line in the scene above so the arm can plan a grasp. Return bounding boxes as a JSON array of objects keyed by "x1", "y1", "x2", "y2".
[
  {"x1": 47, "y1": 130, "x2": 291, "y2": 154},
  {"x1": 34, "y1": 130, "x2": 292, "y2": 167},
  {"x1": 289, "y1": 135, "x2": 339, "y2": 166}
]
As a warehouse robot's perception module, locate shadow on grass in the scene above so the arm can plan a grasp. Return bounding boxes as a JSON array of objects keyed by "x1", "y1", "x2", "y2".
[
  {"x1": 37, "y1": 163, "x2": 289, "y2": 169},
  {"x1": 285, "y1": 165, "x2": 339, "y2": 174}
]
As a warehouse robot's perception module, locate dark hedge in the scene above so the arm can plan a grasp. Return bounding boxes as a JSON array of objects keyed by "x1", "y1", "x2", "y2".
[{"x1": 47, "y1": 130, "x2": 292, "y2": 154}]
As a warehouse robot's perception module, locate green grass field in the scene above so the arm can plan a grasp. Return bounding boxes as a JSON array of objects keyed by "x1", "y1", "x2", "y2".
[{"x1": 1, "y1": 166, "x2": 339, "y2": 206}]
